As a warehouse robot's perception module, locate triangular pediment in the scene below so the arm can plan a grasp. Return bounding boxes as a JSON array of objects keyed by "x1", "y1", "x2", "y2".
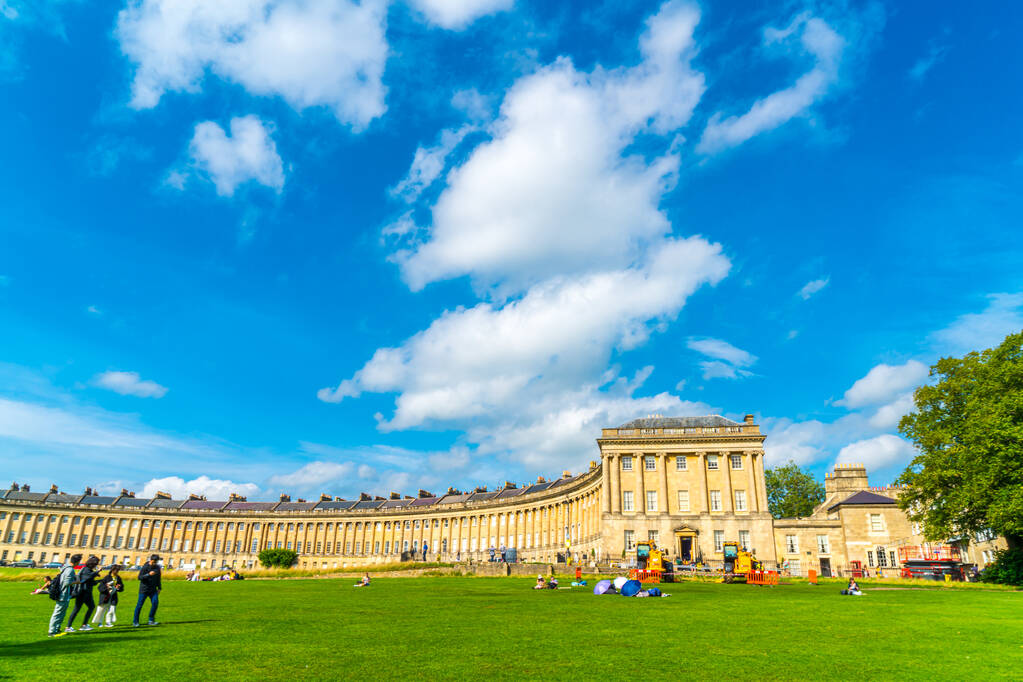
[{"x1": 673, "y1": 525, "x2": 698, "y2": 534}]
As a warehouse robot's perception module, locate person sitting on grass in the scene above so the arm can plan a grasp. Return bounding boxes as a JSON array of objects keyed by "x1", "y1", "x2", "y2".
[
  {"x1": 354, "y1": 573, "x2": 371, "y2": 587},
  {"x1": 31, "y1": 577, "x2": 53, "y2": 595},
  {"x1": 533, "y1": 575, "x2": 546, "y2": 590},
  {"x1": 842, "y1": 578, "x2": 862, "y2": 596},
  {"x1": 547, "y1": 577, "x2": 559, "y2": 589}
]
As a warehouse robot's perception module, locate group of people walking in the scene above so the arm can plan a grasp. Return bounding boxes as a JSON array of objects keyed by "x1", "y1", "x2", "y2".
[{"x1": 46, "y1": 553, "x2": 163, "y2": 637}]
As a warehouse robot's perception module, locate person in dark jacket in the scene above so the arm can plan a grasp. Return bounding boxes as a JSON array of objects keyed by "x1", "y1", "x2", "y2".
[
  {"x1": 92, "y1": 565, "x2": 124, "y2": 627},
  {"x1": 66, "y1": 556, "x2": 101, "y2": 632},
  {"x1": 133, "y1": 554, "x2": 162, "y2": 626}
]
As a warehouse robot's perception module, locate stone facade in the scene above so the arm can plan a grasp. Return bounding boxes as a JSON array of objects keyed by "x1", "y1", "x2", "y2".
[{"x1": 0, "y1": 415, "x2": 1007, "y2": 575}]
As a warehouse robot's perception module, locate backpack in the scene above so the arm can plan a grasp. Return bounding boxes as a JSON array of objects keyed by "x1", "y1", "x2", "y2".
[{"x1": 47, "y1": 575, "x2": 62, "y2": 601}]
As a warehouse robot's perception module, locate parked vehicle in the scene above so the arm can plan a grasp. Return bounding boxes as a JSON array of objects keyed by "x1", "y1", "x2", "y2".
[
  {"x1": 42, "y1": 561, "x2": 63, "y2": 569},
  {"x1": 10, "y1": 559, "x2": 37, "y2": 568}
]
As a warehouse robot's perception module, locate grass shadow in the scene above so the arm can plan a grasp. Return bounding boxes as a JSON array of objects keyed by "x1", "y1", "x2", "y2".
[{"x1": 0, "y1": 634, "x2": 138, "y2": 658}]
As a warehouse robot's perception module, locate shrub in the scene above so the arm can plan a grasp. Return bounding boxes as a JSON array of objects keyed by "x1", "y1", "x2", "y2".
[
  {"x1": 980, "y1": 548, "x2": 1023, "y2": 586},
  {"x1": 258, "y1": 548, "x2": 298, "y2": 568}
]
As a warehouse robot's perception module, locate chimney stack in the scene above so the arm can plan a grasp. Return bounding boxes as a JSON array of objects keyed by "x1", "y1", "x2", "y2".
[
  {"x1": 279, "y1": 493, "x2": 291, "y2": 502},
  {"x1": 744, "y1": 414, "x2": 755, "y2": 425},
  {"x1": 154, "y1": 491, "x2": 171, "y2": 499}
]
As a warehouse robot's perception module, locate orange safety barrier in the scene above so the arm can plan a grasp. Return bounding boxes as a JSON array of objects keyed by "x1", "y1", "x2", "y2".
[
  {"x1": 628, "y1": 569, "x2": 663, "y2": 583},
  {"x1": 808, "y1": 569, "x2": 818, "y2": 584},
  {"x1": 745, "y1": 571, "x2": 779, "y2": 586}
]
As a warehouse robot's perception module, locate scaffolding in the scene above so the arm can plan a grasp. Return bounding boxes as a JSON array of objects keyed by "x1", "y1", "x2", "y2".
[{"x1": 898, "y1": 544, "x2": 961, "y2": 563}]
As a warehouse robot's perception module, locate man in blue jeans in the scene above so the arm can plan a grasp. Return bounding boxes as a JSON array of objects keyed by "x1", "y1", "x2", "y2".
[{"x1": 133, "y1": 554, "x2": 162, "y2": 626}]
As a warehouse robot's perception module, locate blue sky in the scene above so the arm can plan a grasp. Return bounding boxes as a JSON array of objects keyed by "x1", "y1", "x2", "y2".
[{"x1": 1, "y1": 0, "x2": 1021, "y2": 501}]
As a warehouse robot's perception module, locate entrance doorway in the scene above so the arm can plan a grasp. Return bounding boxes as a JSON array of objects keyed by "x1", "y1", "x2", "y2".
[
  {"x1": 678, "y1": 537, "x2": 693, "y2": 562},
  {"x1": 819, "y1": 558, "x2": 832, "y2": 578}
]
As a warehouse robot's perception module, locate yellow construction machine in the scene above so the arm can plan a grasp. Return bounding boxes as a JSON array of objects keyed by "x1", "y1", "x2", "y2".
[
  {"x1": 635, "y1": 541, "x2": 665, "y2": 572},
  {"x1": 721, "y1": 541, "x2": 763, "y2": 583}
]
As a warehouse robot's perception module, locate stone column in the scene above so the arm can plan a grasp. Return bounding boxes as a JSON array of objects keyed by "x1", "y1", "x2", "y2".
[
  {"x1": 746, "y1": 451, "x2": 758, "y2": 512},
  {"x1": 755, "y1": 451, "x2": 770, "y2": 513},
  {"x1": 610, "y1": 454, "x2": 621, "y2": 514},
  {"x1": 660, "y1": 454, "x2": 670, "y2": 515},
  {"x1": 698, "y1": 452, "x2": 710, "y2": 513},
  {"x1": 602, "y1": 457, "x2": 612, "y2": 514},
  {"x1": 722, "y1": 451, "x2": 734, "y2": 513},
  {"x1": 638, "y1": 457, "x2": 647, "y2": 515}
]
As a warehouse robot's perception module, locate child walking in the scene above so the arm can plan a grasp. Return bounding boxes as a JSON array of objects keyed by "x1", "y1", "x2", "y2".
[{"x1": 93, "y1": 565, "x2": 124, "y2": 627}]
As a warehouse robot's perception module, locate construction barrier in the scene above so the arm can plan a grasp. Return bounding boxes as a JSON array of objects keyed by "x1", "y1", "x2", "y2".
[
  {"x1": 746, "y1": 571, "x2": 779, "y2": 586},
  {"x1": 628, "y1": 569, "x2": 662, "y2": 583},
  {"x1": 808, "y1": 569, "x2": 817, "y2": 584}
]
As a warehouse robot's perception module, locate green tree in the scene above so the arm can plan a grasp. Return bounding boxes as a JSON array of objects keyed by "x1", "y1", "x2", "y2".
[
  {"x1": 258, "y1": 548, "x2": 298, "y2": 568},
  {"x1": 765, "y1": 461, "x2": 825, "y2": 518},
  {"x1": 896, "y1": 331, "x2": 1023, "y2": 552}
]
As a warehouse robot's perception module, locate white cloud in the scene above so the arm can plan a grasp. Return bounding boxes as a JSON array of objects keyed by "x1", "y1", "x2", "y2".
[
  {"x1": 834, "y1": 434, "x2": 917, "y2": 472},
  {"x1": 184, "y1": 116, "x2": 284, "y2": 197},
  {"x1": 321, "y1": 237, "x2": 728, "y2": 427},
  {"x1": 267, "y1": 461, "x2": 354, "y2": 490},
  {"x1": 867, "y1": 392, "x2": 915, "y2": 430},
  {"x1": 86, "y1": 305, "x2": 102, "y2": 315},
  {"x1": 930, "y1": 293, "x2": 1023, "y2": 356},
  {"x1": 835, "y1": 360, "x2": 928, "y2": 409},
  {"x1": 697, "y1": 13, "x2": 845, "y2": 154},
  {"x1": 389, "y1": 123, "x2": 476, "y2": 203},
  {"x1": 406, "y1": 0, "x2": 512, "y2": 30},
  {"x1": 93, "y1": 371, "x2": 168, "y2": 399},
  {"x1": 762, "y1": 417, "x2": 827, "y2": 467},
  {"x1": 389, "y1": 0, "x2": 706, "y2": 295},
  {"x1": 798, "y1": 276, "x2": 829, "y2": 300},
  {"x1": 116, "y1": 0, "x2": 389, "y2": 130},
  {"x1": 908, "y1": 44, "x2": 947, "y2": 81},
  {"x1": 320, "y1": 2, "x2": 731, "y2": 473},
  {"x1": 687, "y1": 337, "x2": 755, "y2": 366},
  {"x1": 141, "y1": 475, "x2": 259, "y2": 500},
  {"x1": 687, "y1": 337, "x2": 756, "y2": 380}
]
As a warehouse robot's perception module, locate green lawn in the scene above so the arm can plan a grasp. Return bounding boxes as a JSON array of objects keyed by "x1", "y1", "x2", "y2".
[{"x1": 2, "y1": 577, "x2": 1020, "y2": 680}]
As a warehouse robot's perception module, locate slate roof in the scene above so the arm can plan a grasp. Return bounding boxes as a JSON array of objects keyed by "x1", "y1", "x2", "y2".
[
  {"x1": 618, "y1": 415, "x2": 741, "y2": 429},
  {"x1": 522, "y1": 481, "x2": 555, "y2": 495},
  {"x1": 46, "y1": 493, "x2": 84, "y2": 504},
  {"x1": 275, "y1": 501, "x2": 318, "y2": 512},
  {"x1": 828, "y1": 490, "x2": 897, "y2": 511},
  {"x1": 79, "y1": 495, "x2": 116, "y2": 506},
  {"x1": 147, "y1": 498, "x2": 184, "y2": 509},
  {"x1": 225, "y1": 501, "x2": 277, "y2": 512},
  {"x1": 5, "y1": 490, "x2": 49, "y2": 502},
  {"x1": 113, "y1": 497, "x2": 150, "y2": 507},
  {"x1": 380, "y1": 499, "x2": 412, "y2": 509},
  {"x1": 495, "y1": 487, "x2": 524, "y2": 499},
  {"x1": 315, "y1": 500, "x2": 357, "y2": 511},
  {"x1": 353, "y1": 500, "x2": 385, "y2": 510},
  {"x1": 409, "y1": 496, "x2": 439, "y2": 507},
  {"x1": 180, "y1": 499, "x2": 228, "y2": 511},
  {"x1": 467, "y1": 491, "x2": 498, "y2": 502},
  {"x1": 438, "y1": 493, "x2": 472, "y2": 505}
]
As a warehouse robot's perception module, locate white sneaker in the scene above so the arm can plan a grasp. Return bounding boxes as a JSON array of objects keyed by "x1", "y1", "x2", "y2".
[
  {"x1": 80, "y1": 625, "x2": 93, "y2": 631},
  {"x1": 65, "y1": 627, "x2": 75, "y2": 633}
]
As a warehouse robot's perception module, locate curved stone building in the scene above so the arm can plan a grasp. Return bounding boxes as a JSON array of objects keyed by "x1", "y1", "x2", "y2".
[{"x1": 0, "y1": 414, "x2": 1005, "y2": 575}]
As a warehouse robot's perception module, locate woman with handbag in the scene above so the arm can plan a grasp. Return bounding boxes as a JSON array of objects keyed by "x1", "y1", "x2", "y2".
[{"x1": 92, "y1": 565, "x2": 124, "y2": 627}]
